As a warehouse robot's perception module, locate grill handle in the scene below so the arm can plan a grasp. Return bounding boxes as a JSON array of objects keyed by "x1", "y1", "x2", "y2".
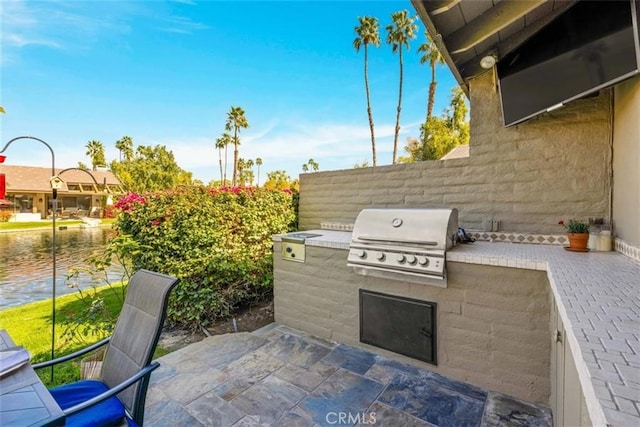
[
  {"x1": 355, "y1": 237, "x2": 439, "y2": 246},
  {"x1": 420, "y1": 327, "x2": 432, "y2": 338}
]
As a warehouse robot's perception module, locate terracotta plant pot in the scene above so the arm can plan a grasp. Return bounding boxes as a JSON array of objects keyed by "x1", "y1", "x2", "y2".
[{"x1": 567, "y1": 233, "x2": 589, "y2": 250}]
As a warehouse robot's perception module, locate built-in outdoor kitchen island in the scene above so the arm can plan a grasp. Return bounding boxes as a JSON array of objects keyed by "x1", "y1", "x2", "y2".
[
  {"x1": 276, "y1": 1, "x2": 640, "y2": 424},
  {"x1": 273, "y1": 225, "x2": 640, "y2": 427}
]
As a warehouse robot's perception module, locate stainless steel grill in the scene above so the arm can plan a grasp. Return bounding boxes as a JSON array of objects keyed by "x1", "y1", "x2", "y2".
[{"x1": 347, "y1": 208, "x2": 459, "y2": 286}]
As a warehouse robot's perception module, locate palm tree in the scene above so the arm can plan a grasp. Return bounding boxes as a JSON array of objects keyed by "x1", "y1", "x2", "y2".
[
  {"x1": 216, "y1": 133, "x2": 232, "y2": 185},
  {"x1": 215, "y1": 134, "x2": 228, "y2": 184},
  {"x1": 418, "y1": 33, "x2": 444, "y2": 121},
  {"x1": 225, "y1": 106, "x2": 249, "y2": 186},
  {"x1": 115, "y1": 136, "x2": 134, "y2": 162},
  {"x1": 302, "y1": 158, "x2": 319, "y2": 172},
  {"x1": 85, "y1": 140, "x2": 106, "y2": 171},
  {"x1": 237, "y1": 158, "x2": 246, "y2": 185},
  {"x1": 256, "y1": 157, "x2": 263, "y2": 187},
  {"x1": 308, "y1": 158, "x2": 319, "y2": 171},
  {"x1": 354, "y1": 16, "x2": 381, "y2": 167},
  {"x1": 246, "y1": 159, "x2": 254, "y2": 186},
  {"x1": 386, "y1": 10, "x2": 418, "y2": 164}
]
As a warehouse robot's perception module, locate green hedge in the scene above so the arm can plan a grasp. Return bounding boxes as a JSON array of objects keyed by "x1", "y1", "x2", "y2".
[{"x1": 114, "y1": 186, "x2": 296, "y2": 329}]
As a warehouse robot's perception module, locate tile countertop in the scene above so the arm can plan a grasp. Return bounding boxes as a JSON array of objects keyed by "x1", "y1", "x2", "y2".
[
  {"x1": 273, "y1": 230, "x2": 640, "y2": 426},
  {"x1": 273, "y1": 230, "x2": 352, "y2": 249}
]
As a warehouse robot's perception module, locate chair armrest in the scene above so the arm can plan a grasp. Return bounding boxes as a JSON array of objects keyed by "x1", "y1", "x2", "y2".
[
  {"x1": 32, "y1": 337, "x2": 111, "y2": 370},
  {"x1": 62, "y1": 361, "x2": 160, "y2": 417}
]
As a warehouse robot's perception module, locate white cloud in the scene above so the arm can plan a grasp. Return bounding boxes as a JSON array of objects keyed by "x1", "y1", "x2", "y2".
[
  {"x1": 146, "y1": 118, "x2": 422, "y2": 182},
  {"x1": 159, "y1": 15, "x2": 208, "y2": 34},
  {"x1": 0, "y1": 1, "x2": 61, "y2": 50},
  {"x1": 1, "y1": 117, "x2": 423, "y2": 183},
  {"x1": 3, "y1": 34, "x2": 61, "y2": 49},
  {"x1": 0, "y1": 1, "x2": 205, "y2": 60}
]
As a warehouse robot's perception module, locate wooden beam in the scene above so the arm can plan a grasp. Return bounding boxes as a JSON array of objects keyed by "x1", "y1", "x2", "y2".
[
  {"x1": 496, "y1": 0, "x2": 575, "y2": 56},
  {"x1": 457, "y1": 1, "x2": 576, "y2": 81},
  {"x1": 447, "y1": 0, "x2": 547, "y2": 54},
  {"x1": 411, "y1": 0, "x2": 468, "y2": 90},
  {"x1": 426, "y1": 0, "x2": 461, "y2": 16}
]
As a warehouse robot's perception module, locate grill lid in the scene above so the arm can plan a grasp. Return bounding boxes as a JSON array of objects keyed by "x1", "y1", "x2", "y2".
[{"x1": 350, "y1": 208, "x2": 458, "y2": 250}]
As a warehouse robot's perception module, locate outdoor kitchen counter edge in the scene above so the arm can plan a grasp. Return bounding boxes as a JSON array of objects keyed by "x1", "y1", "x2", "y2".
[
  {"x1": 273, "y1": 231, "x2": 640, "y2": 427},
  {"x1": 449, "y1": 241, "x2": 640, "y2": 427}
]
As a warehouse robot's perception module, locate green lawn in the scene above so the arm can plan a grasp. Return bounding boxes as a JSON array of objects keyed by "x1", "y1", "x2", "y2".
[
  {"x1": 0, "y1": 282, "x2": 129, "y2": 386},
  {"x1": 0, "y1": 218, "x2": 116, "y2": 231},
  {"x1": 0, "y1": 217, "x2": 170, "y2": 387}
]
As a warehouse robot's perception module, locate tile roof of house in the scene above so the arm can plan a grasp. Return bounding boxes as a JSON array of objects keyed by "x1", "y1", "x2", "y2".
[
  {"x1": 0, "y1": 165, "x2": 122, "y2": 193},
  {"x1": 441, "y1": 145, "x2": 470, "y2": 160}
]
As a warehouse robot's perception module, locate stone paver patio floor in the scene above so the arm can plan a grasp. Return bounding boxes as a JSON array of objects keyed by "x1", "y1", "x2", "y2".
[{"x1": 146, "y1": 323, "x2": 552, "y2": 426}]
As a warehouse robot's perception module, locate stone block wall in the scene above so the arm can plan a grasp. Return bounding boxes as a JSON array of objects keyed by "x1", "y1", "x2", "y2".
[
  {"x1": 299, "y1": 72, "x2": 612, "y2": 234},
  {"x1": 274, "y1": 244, "x2": 551, "y2": 404}
]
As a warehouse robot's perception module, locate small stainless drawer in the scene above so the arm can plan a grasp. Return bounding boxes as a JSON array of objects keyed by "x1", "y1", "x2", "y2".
[
  {"x1": 282, "y1": 240, "x2": 306, "y2": 262},
  {"x1": 280, "y1": 233, "x2": 321, "y2": 263}
]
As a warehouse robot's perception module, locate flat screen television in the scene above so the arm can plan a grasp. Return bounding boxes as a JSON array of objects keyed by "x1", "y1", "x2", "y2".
[{"x1": 498, "y1": 0, "x2": 640, "y2": 127}]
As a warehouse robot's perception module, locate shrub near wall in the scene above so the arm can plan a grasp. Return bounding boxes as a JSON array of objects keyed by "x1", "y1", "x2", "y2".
[{"x1": 114, "y1": 186, "x2": 295, "y2": 329}]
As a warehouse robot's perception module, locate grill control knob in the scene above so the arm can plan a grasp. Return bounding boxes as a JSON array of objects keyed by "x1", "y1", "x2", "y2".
[
  {"x1": 355, "y1": 250, "x2": 366, "y2": 258},
  {"x1": 417, "y1": 256, "x2": 429, "y2": 266},
  {"x1": 285, "y1": 246, "x2": 293, "y2": 253},
  {"x1": 376, "y1": 252, "x2": 386, "y2": 261},
  {"x1": 396, "y1": 254, "x2": 406, "y2": 264},
  {"x1": 406, "y1": 255, "x2": 417, "y2": 265}
]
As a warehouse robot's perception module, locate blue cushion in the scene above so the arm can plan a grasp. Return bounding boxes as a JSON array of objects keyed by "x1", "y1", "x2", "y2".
[{"x1": 49, "y1": 379, "x2": 127, "y2": 427}]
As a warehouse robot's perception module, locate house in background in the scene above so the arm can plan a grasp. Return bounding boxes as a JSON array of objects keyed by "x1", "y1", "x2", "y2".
[
  {"x1": 0, "y1": 165, "x2": 124, "y2": 220},
  {"x1": 440, "y1": 144, "x2": 469, "y2": 160}
]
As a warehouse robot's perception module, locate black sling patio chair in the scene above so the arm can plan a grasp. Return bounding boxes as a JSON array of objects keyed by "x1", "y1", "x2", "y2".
[{"x1": 33, "y1": 269, "x2": 179, "y2": 427}]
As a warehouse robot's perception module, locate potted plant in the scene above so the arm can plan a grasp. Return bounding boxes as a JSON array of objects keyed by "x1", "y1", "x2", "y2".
[{"x1": 559, "y1": 219, "x2": 590, "y2": 251}]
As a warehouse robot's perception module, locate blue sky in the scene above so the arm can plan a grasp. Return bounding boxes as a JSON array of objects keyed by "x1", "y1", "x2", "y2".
[{"x1": 1, "y1": 0, "x2": 458, "y2": 184}]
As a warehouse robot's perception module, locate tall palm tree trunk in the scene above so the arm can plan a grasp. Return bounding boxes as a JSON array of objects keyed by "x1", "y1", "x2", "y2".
[
  {"x1": 224, "y1": 145, "x2": 228, "y2": 184},
  {"x1": 364, "y1": 45, "x2": 377, "y2": 167},
  {"x1": 427, "y1": 65, "x2": 437, "y2": 121},
  {"x1": 218, "y1": 148, "x2": 223, "y2": 183},
  {"x1": 392, "y1": 48, "x2": 404, "y2": 164},
  {"x1": 232, "y1": 129, "x2": 239, "y2": 186}
]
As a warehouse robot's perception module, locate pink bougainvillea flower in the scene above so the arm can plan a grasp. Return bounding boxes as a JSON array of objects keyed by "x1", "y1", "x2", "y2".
[{"x1": 114, "y1": 191, "x2": 147, "y2": 212}]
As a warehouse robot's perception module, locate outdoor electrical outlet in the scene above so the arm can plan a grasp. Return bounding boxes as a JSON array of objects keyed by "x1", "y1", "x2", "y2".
[{"x1": 484, "y1": 218, "x2": 500, "y2": 232}]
